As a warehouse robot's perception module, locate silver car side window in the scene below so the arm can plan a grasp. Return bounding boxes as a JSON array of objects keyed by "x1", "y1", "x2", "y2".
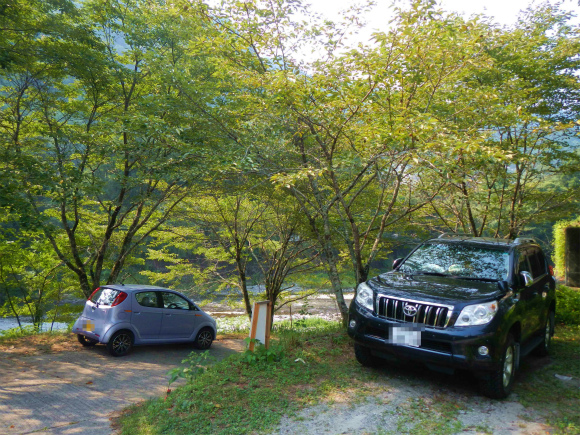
[
  {"x1": 135, "y1": 291, "x2": 158, "y2": 308},
  {"x1": 161, "y1": 292, "x2": 190, "y2": 310}
]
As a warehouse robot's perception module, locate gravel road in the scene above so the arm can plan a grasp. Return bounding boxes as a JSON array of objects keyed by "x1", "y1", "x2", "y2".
[{"x1": 271, "y1": 362, "x2": 553, "y2": 435}]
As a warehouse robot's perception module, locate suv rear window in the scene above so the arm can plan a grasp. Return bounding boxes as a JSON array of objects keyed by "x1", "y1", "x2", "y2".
[{"x1": 90, "y1": 288, "x2": 122, "y2": 306}]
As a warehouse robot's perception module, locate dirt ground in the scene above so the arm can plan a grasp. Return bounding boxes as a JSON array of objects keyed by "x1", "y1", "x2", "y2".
[
  {"x1": 0, "y1": 335, "x2": 244, "y2": 435},
  {"x1": 271, "y1": 361, "x2": 554, "y2": 435},
  {"x1": 0, "y1": 295, "x2": 566, "y2": 435}
]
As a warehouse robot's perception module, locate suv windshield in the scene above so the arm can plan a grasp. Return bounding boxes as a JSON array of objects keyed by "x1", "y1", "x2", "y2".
[{"x1": 399, "y1": 243, "x2": 509, "y2": 281}]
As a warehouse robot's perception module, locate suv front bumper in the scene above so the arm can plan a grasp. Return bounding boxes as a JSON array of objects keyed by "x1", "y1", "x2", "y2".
[{"x1": 348, "y1": 302, "x2": 503, "y2": 374}]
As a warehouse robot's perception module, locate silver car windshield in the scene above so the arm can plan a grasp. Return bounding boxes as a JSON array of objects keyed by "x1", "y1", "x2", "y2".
[{"x1": 399, "y1": 243, "x2": 509, "y2": 281}]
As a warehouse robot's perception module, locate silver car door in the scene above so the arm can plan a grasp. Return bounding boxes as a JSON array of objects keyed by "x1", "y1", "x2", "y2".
[
  {"x1": 159, "y1": 291, "x2": 197, "y2": 339},
  {"x1": 131, "y1": 291, "x2": 163, "y2": 339}
]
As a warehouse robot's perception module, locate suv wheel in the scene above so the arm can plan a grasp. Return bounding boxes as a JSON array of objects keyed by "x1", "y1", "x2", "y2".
[
  {"x1": 533, "y1": 311, "x2": 554, "y2": 357},
  {"x1": 194, "y1": 328, "x2": 214, "y2": 350},
  {"x1": 354, "y1": 343, "x2": 378, "y2": 367},
  {"x1": 107, "y1": 330, "x2": 134, "y2": 357},
  {"x1": 479, "y1": 334, "x2": 516, "y2": 399},
  {"x1": 77, "y1": 334, "x2": 98, "y2": 347}
]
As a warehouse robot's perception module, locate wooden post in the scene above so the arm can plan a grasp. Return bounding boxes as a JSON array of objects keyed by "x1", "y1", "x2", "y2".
[{"x1": 248, "y1": 301, "x2": 272, "y2": 351}]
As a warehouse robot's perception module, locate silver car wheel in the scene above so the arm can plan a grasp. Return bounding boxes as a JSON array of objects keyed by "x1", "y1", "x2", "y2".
[
  {"x1": 503, "y1": 345, "x2": 514, "y2": 388},
  {"x1": 112, "y1": 333, "x2": 132, "y2": 355},
  {"x1": 197, "y1": 330, "x2": 213, "y2": 349}
]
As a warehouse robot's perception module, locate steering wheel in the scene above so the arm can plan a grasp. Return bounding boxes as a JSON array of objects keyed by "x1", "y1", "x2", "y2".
[{"x1": 167, "y1": 303, "x2": 178, "y2": 309}]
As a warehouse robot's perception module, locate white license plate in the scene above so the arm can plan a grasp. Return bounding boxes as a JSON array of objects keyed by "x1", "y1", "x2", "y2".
[
  {"x1": 389, "y1": 326, "x2": 421, "y2": 348},
  {"x1": 81, "y1": 320, "x2": 95, "y2": 332}
]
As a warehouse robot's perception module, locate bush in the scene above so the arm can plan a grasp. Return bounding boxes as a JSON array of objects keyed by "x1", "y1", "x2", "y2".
[
  {"x1": 556, "y1": 285, "x2": 580, "y2": 325},
  {"x1": 553, "y1": 218, "x2": 580, "y2": 280}
]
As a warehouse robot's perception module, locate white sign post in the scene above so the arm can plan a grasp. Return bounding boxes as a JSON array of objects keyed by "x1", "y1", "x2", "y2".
[{"x1": 248, "y1": 300, "x2": 272, "y2": 351}]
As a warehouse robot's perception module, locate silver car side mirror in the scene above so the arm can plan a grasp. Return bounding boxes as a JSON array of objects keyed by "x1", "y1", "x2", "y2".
[{"x1": 520, "y1": 271, "x2": 533, "y2": 287}]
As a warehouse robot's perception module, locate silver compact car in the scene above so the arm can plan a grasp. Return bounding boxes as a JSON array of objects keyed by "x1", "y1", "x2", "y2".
[{"x1": 73, "y1": 284, "x2": 217, "y2": 356}]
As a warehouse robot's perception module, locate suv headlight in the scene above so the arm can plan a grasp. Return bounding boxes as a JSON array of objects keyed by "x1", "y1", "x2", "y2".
[
  {"x1": 355, "y1": 282, "x2": 374, "y2": 311},
  {"x1": 455, "y1": 301, "x2": 498, "y2": 326}
]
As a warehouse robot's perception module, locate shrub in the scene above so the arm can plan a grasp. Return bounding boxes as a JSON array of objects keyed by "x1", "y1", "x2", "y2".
[
  {"x1": 556, "y1": 285, "x2": 580, "y2": 325},
  {"x1": 553, "y1": 218, "x2": 580, "y2": 280}
]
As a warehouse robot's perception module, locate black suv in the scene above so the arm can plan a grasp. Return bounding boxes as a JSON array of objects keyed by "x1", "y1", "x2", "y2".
[{"x1": 347, "y1": 235, "x2": 556, "y2": 399}]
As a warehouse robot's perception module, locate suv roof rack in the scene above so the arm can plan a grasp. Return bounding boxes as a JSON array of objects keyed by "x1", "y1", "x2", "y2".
[
  {"x1": 513, "y1": 237, "x2": 537, "y2": 245},
  {"x1": 437, "y1": 232, "x2": 474, "y2": 239}
]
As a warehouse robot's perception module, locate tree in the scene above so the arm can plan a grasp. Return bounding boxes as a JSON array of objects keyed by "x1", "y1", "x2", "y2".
[
  {"x1": 0, "y1": 221, "x2": 76, "y2": 331},
  {"x1": 0, "y1": 0, "x2": 233, "y2": 297},
  {"x1": 426, "y1": 4, "x2": 580, "y2": 238}
]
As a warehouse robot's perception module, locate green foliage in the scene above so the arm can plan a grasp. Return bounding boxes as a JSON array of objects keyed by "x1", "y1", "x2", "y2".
[
  {"x1": 553, "y1": 219, "x2": 580, "y2": 279},
  {"x1": 0, "y1": 221, "x2": 79, "y2": 329},
  {"x1": 556, "y1": 286, "x2": 580, "y2": 325},
  {"x1": 274, "y1": 316, "x2": 343, "y2": 334},
  {"x1": 242, "y1": 338, "x2": 286, "y2": 365},
  {"x1": 167, "y1": 350, "x2": 215, "y2": 387},
  {"x1": 427, "y1": 3, "x2": 580, "y2": 239}
]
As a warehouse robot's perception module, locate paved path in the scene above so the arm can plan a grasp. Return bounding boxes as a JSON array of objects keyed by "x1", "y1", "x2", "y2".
[{"x1": 0, "y1": 339, "x2": 244, "y2": 435}]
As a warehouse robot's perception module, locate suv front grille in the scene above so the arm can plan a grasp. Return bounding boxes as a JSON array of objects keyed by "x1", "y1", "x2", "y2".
[{"x1": 376, "y1": 296, "x2": 452, "y2": 328}]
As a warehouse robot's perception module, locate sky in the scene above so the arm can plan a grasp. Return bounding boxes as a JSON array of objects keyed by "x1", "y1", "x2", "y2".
[{"x1": 306, "y1": 0, "x2": 579, "y2": 41}]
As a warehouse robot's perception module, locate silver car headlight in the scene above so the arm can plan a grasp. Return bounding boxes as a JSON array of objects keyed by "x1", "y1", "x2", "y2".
[
  {"x1": 355, "y1": 282, "x2": 374, "y2": 311},
  {"x1": 455, "y1": 301, "x2": 498, "y2": 326}
]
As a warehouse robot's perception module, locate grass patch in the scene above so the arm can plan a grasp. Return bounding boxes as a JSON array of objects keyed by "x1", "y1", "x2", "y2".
[
  {"x1": 391, "y1": 396, "x2": 464, "y2": 435},
  {"x1": 0, "y1": 323, "x2": 74, "y2": 342},
  {"x1": 117, "y1": 320, "x2": 369, "y2": 435},
  {"x1": 517, "y1": 323, "x2": 580, "y2": 434},
  {"x1": 0, "y1": 325, "x2": 44, "y2": 341},
  {"x1": 117, "y1": 320, "x2": 580, "y2": 435},
  {"x1": 555, "y1": 285, "x2": 580, "y2": 325}
]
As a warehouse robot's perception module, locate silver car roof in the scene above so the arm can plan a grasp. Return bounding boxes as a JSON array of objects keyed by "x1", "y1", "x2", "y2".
[{"x1": 100, "y1": 284, "x2": 174, "y2": 292}]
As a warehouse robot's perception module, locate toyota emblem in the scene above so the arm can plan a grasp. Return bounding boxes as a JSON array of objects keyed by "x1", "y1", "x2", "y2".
[{"x1": 403, "y1": 303, "x2": 418, "y2": 317}]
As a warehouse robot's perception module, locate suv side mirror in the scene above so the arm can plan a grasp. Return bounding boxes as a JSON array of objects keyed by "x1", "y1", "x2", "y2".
[
  {"x1": 393, "y1": 258, "x2": 403, "y2": 270},
  {"x1": 520, "y1": 271, "x2": 533, "y2": 287}
]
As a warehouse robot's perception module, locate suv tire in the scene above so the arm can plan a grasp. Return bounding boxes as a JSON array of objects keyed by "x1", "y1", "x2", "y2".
[
  {"x1": 479, "y1": 334, "x2": 516, "y2": 399},
  {"x1": 107, "y1": 330, "x2": 134, "y2": 357},
  {"x1": 354, "y1": 343, "x2": 378, "y2": 367},
  {"x1": 532, "y1": 311, "x2": 554, "y2": 357}
]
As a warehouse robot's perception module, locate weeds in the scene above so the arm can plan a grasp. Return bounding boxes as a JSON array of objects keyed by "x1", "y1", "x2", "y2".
[
  {"x1": 119, "y1": 319, "x2": 362, "y2": 435},
  {"x1": 555, "y1": 286, "x2": 580, "y2": 325},
  {"x1": 167, "y1": 350, "x2": 216, "y2": 387},
  {"x1": 242, "y1": 338, "x2": 286, "y2": 365}
]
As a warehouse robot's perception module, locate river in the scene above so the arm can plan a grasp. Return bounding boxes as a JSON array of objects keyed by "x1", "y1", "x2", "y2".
[{"x1": 0, "y1": 317, "x2": 69, "y2": 333}]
